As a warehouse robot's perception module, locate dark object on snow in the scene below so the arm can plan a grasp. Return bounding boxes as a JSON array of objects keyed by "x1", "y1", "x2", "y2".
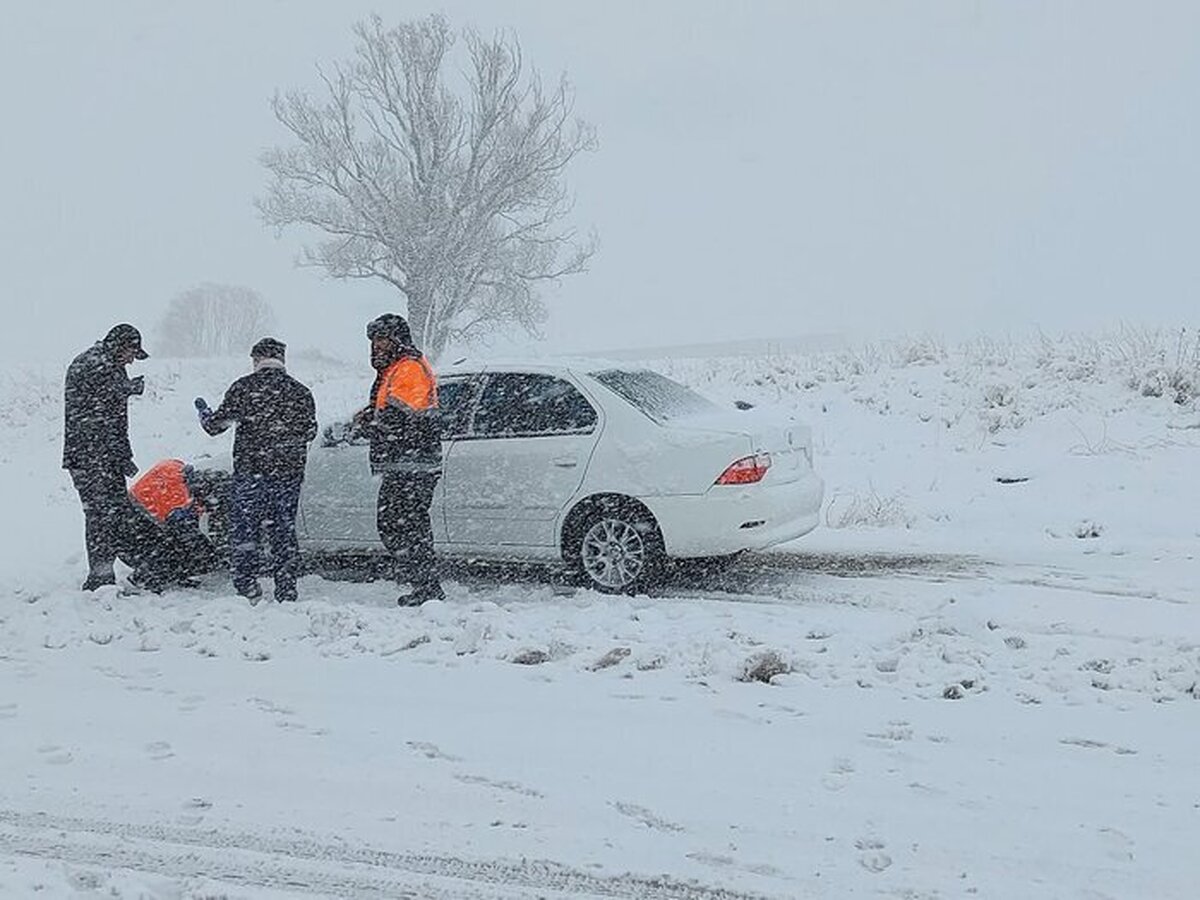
[
  {"x1": 589, "y1": 647, "x2": 632, "y2": 671},
  {"x1": 63, "y1": 325, "x2": 150, "y2": 587},
  {"x1": 362, "y1": 314, "x2": 444, "y2": 605},
  {"x1": 510, "y1": 648, "x2": 550, "y2": 665},
  {"x1": 740, "y1": 650, "x2": 791, "y2": 684},
  {"x1": 995, "y1": 475, "x2": 1030, "y2": 484},
  {"x1": 200, "y1": 342, "x2": 317, "y2": 602}
]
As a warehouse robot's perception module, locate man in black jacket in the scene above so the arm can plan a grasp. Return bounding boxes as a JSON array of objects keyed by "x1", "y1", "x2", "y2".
[
  {"x1": 62, "y1": 323, "x2": 150, "y2": 591},
  {"x1": 354, "y1": 314, "x2": 444, "y2": 605},
  {"x1": 196, "y1": 338, "x2": 317, "y2": 603}
]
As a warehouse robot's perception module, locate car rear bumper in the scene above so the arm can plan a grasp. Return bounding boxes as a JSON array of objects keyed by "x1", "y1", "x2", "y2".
[{"x1": 642, "y1": 470, "x2": 825, "y2": 558}]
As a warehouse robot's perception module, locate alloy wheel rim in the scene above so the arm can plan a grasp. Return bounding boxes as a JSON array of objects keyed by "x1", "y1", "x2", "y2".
[{"x1": 581, "y1": 518, "x2": 646, "y2": 589}]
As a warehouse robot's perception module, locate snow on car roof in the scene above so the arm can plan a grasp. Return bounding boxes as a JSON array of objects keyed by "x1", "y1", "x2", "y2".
[{"x1": 439, "y1": 355, "x2": 649, "y2": 376}]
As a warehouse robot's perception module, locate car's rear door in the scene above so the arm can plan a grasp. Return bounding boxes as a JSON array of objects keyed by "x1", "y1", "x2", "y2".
[{"x1": 442, "y1": 371, "x2": 601, "y2": 549}]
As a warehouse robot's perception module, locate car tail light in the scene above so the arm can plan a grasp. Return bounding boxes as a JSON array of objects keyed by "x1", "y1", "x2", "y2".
[{"x1": 715, "y1": 453, "x2": 772, "y2": 485}]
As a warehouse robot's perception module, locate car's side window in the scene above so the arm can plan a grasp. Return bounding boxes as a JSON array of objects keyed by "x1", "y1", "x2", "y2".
[
  {"x1": 437, "y1": 377, "x2": 477, "y2": 439},
  {"x1": 472, "y1": 373, "x2": 597, "y2": 438}
]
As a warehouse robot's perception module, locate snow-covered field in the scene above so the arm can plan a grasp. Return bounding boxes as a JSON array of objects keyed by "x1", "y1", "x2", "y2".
[{"x1": 2, "y1": 330, "x2": 1199, "y2": 898}]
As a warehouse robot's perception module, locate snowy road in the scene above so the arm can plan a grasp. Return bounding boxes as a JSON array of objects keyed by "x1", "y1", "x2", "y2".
[
  {"x1": 0, "y1": 808, "x2": 763, "y2": 899},
  {"x1": 2, "y1": 544, "x2": 1198, "y2": 899}
]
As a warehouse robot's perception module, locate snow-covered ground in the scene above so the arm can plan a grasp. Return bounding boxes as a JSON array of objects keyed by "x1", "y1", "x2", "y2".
[{"x1": 2, "y1": 330, "x2": 1199, "y2": 898}]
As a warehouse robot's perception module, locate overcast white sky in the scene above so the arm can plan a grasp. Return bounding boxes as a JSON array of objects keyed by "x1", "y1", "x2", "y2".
[{"x1": 2, "y1": 1, "x2": 1198, "y2": 364}]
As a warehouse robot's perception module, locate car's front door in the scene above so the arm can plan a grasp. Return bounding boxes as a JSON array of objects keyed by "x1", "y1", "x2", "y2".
[
  {"x1": 443, "y1": 372, "x2": 600, "y2": 549},
  {"x1": 299, "y1": 431, "x2": 377, "y2": 546},
  {"x1": 299, "y1": 375, "x2": 480, "y2": 549}
]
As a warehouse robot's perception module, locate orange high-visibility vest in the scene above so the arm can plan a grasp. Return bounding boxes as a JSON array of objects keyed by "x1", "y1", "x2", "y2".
[
  {"x1": 130, "y1": 459, "x2": 196, "y2": 522},
  {"x1": 374, "y1": 356, "x2": 438, "y2": 412}
]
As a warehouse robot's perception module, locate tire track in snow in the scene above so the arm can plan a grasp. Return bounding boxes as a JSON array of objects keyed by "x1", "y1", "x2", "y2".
[{"x1": 0, "y1": 809, "x2": 769, "y2": 900}]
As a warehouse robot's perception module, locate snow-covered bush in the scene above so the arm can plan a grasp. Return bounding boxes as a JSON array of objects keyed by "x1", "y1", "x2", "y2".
[
  {"x1": 825, "y1": 488, "x2": 914, "y2": 529},
  {"x1": 1110, "y1": 326, "x2": 1200, "y2": 406}
]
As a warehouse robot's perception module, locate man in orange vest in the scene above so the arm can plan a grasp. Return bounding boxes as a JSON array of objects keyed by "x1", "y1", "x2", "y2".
[
  {"x1": 125, "y1": 458, "x2": 223, "y2": 590},
  {"x1": 356, "y1": 314, "x2": 444, "y2": 605}
]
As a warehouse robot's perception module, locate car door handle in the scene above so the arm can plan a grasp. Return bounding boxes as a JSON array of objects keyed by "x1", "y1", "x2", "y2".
[{"x1": 550, "y1": 457, "x2": 579, "y2": 468}]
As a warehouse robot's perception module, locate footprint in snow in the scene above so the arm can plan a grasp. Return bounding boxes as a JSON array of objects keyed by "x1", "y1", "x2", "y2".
[
  {"x1": 855, "y1": 837, "x2": 892, "y2": 873},
  {"x1": 454, "y1": 773, "x2": 544, "y2": 798},
  {"x1": 0, "y1": 702, "x2": 17, "y2": 719},
  {"x1": 177, "y1": 694, "x2": 204, "y2": 712},
  {"x1": 865, "y1": 721, "x2": 913, "y2": 743},
  {"x1": 822, "y1": 757, "x2": 855, "y2": 792},
  {"x1": 145, "y1": 741, "x2": 175, "y2": 761},
  {"x1": 1097, "y1": 826, "x2": 1135, "y2": 863},
  {"x1": 407, "y1": 741, "x2": 462, "y2": 762},
  {"x1": 37, "y1": 744, "x2": 74, "y2": 765},
  {"x1": 611, "y1": 801, "x2": 685, "y2": 833}
]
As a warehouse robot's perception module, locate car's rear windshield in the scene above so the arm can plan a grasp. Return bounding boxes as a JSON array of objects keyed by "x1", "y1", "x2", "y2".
[{"x1": 589, "y1": 369, "x2": 718, "y2": 424}]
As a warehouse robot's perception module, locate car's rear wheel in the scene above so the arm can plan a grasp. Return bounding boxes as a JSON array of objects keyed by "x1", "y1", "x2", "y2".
[{"x1": 566, "y1": 499, "x2": 664, "y2": 594}]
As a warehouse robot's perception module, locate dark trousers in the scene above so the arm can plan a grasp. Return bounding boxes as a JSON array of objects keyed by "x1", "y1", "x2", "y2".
[
  {"x1": 377, "y1": 472, "x2": 440, "y2": 590},
  {"x1": 134, "y1": 510, "x2": 220, "y2": 588},
  {"x1": 69, "y1": 467, "x2": 142, "y2": 575},
  {"x1": 230, "y1": 473, "x2": 302, "y2": 600}
]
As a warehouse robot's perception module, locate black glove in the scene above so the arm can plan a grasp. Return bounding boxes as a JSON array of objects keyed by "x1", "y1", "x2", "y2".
[
  {"x1": 128, "y1": 375, "x2": 145, "y2": 396},
  {"x1": 124, "y1": 460, "x2": 138, "y2": 478},
  {"x1": 195, "y1": 397, "x2": 213, "y2": 425}
]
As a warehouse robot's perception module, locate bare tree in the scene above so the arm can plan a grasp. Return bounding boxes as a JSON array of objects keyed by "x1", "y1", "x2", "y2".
[
  {"x1": 156, "y1": 283, "x2": 277, "y2": 357},
  {"x1": 257, "y1": 14, "x2": 597, "y2": 359}
]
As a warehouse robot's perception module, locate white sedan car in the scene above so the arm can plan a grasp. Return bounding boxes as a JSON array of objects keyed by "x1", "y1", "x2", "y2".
[{"x1": 297, "y1": 360, "x2": 824, "y2": 593}]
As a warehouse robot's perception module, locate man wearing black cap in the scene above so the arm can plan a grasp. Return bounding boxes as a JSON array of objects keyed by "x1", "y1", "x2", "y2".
[
  {"x1": 63, "y1": 323, "x2": 152, "y2": 591},
  {"x1": 355, "y1": 313, "x2": 445, "y2": 605},
  {"x1": 195, "y1": 338, "x2": 317, "y2": 603}
]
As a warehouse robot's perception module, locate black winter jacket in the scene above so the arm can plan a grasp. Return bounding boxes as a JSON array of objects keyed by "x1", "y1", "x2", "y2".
[
  {"x1": 365, "y1": 350, "x2": 442, "y2": 475},
  {"x1": 62, "y1": 342, "x2": 137, "y2": 472},
  {"x1": 203, "y1": 366, "x2": 317, "y2": 480}
]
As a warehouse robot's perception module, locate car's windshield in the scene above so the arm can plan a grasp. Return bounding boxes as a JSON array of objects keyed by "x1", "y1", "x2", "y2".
[{"x1": 589, "y1": 369, "x2": 718, "y2": 424}]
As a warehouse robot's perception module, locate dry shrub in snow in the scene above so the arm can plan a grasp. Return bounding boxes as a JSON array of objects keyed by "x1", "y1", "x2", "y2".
[
  {"x1": 980, "y1": 382, "x2": 1025, "y2": 433},
  {"x1": 510, "y1": 648, "x2": 550, "y2": 665},
  {"x1": 826, "y1": 488, "x2": 914, "y2": 529},
  {"x1": 895, "y1": 335, "x2": 947, "y2": 367},
  {"x1": 1111, "y1": 326, "x2": 1200, "y2": 405},
  {"x1": 739, "y1": 650, "x2": 791, "y2": 684}
]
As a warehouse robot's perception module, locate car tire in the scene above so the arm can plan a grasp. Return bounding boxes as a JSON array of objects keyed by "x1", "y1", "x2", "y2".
[{"x1": 566, "y1": 500, "x2": 664, "y2": 595}]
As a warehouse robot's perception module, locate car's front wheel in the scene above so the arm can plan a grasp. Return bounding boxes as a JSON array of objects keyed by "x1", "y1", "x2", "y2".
[{"x1": 566, "y1": 500, "x2": 664, "y2": 594}]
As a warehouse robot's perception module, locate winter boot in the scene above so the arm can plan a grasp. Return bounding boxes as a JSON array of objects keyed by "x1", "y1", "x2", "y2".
[
  {"x1": 235, "y1": 580, "x2": 264, "y2": 605},
  {"x1": 127, "y1": 567, "x2": 166, "y2": 595},
  {"x1": 81, "y1": 569, "x2": 117, "y2": 592},
  {"x1": 397, "y1": 581, "x2": 445, "y2": 607}
]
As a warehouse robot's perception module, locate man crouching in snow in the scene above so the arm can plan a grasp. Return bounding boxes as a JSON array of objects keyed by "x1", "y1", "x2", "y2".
[
  {"x1": 195, "y1": 338, "x2": 317, "y2": 604},
  {"x1": 124, "y1": 459, "x2": 227, "y2": 591}
]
